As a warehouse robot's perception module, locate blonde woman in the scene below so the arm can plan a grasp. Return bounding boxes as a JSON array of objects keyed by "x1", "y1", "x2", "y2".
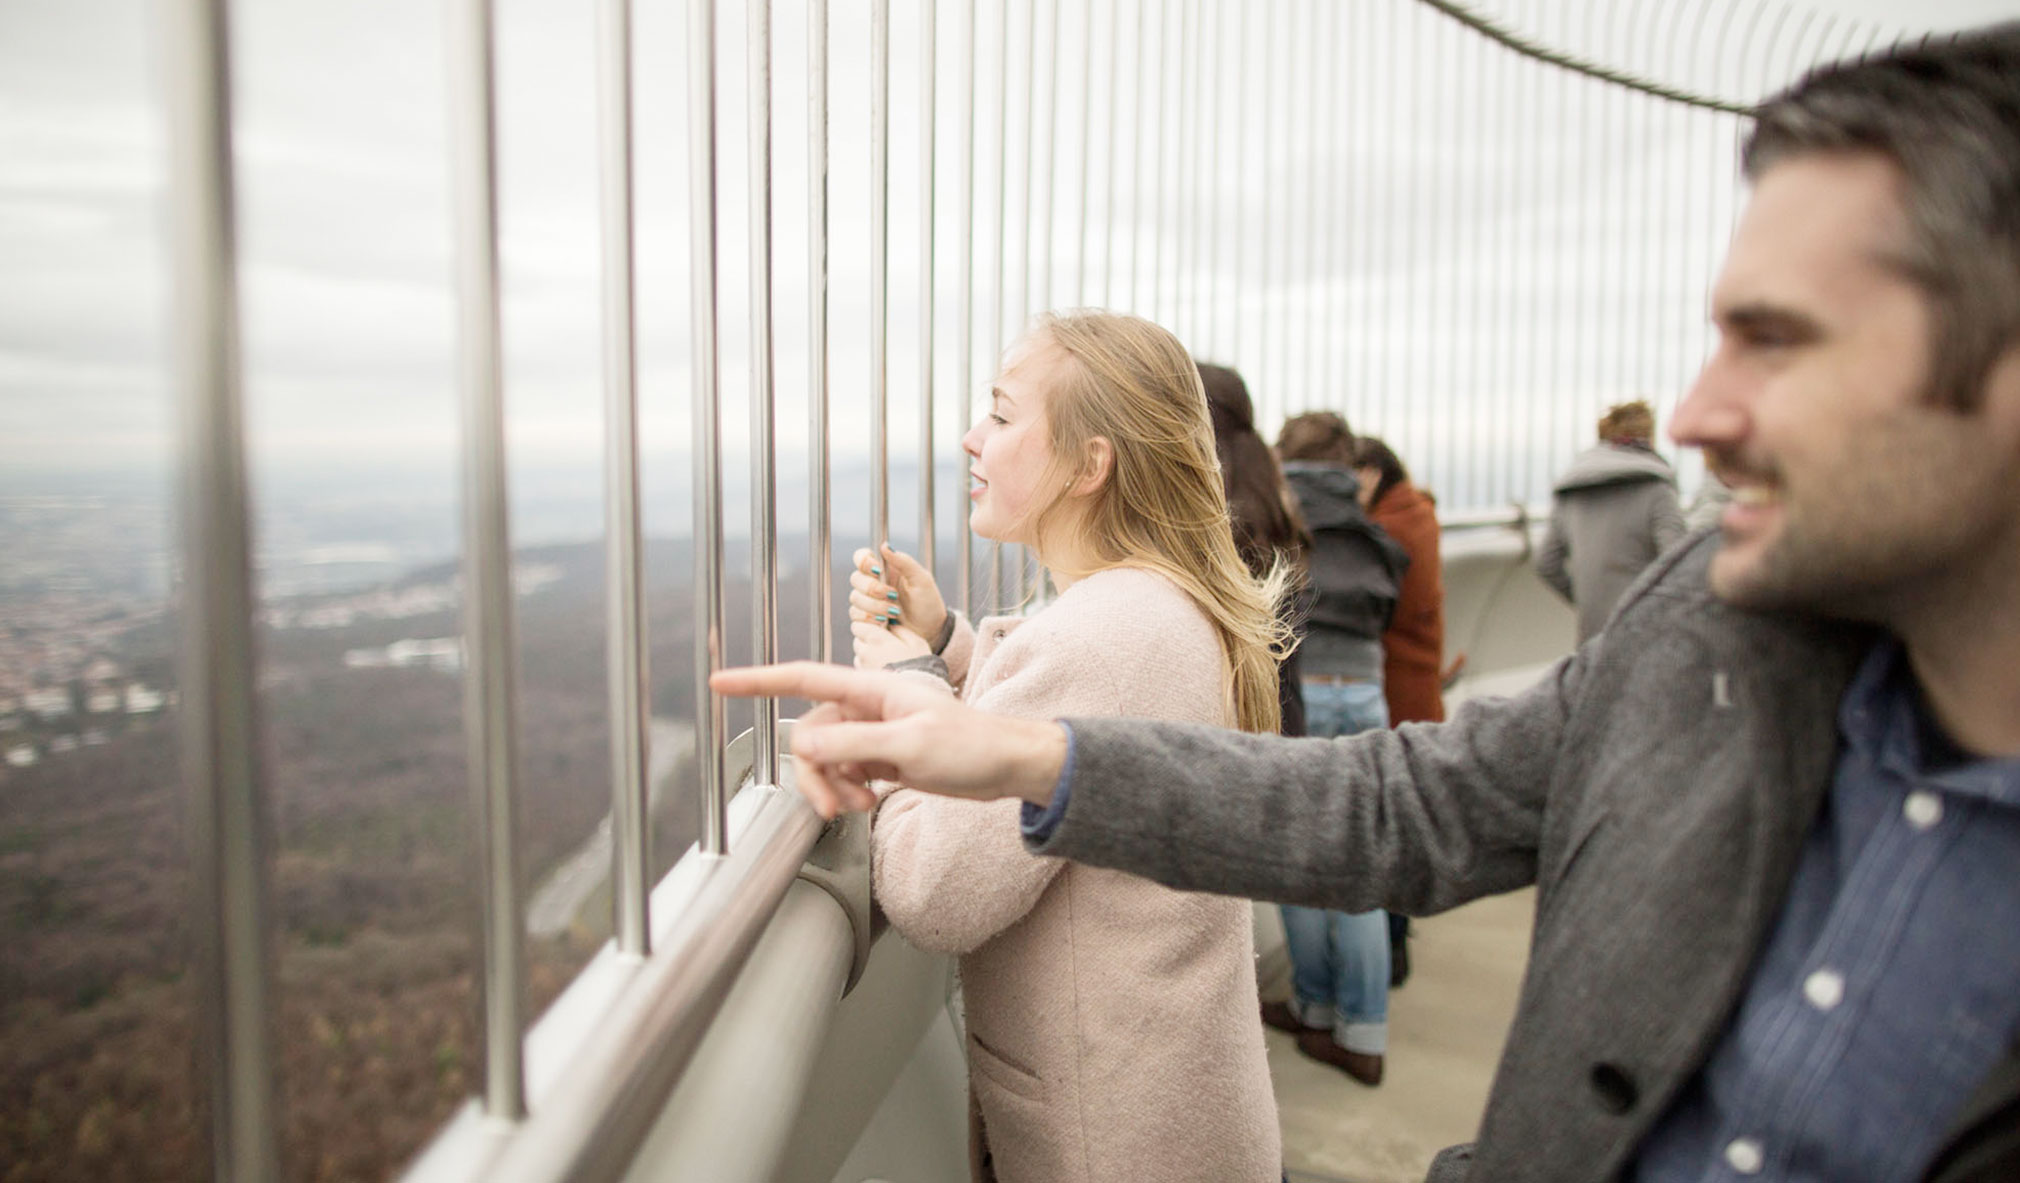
[{"x1": 848, "y1": 312, "x2": 1285, "y2": 1183}]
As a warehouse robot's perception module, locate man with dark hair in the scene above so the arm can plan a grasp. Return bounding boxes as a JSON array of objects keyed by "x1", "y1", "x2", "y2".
[
  {"x1": 720, "y1": 25, "x2": 2020, "y2": 1182},
  {"x1": 1536, "y1": 398, "x2": 1689, "y2": 642}
]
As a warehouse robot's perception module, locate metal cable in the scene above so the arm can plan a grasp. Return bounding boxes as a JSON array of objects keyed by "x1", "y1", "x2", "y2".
[{"x1": 1411, "y1": 0, "x2": 1753, "y2": 115}]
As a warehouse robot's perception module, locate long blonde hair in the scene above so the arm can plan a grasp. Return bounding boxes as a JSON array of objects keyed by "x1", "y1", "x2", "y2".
[{"x1": 1022, "y1": 310, "x2": 1291, "y2": 735}]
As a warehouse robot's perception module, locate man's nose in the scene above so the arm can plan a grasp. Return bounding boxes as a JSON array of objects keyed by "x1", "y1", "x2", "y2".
[{"x1": 1671, "y1": 354, "x2": 1748, "y2": 448}]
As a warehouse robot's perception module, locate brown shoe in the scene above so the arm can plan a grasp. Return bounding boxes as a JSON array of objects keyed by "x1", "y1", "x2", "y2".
[
  {"x1": 1295, "y1": 1028, "x2": 1384, "y2": 1086},
  {"x1": 1260, "y1": 1000, "x2": 1306, "y2": 1034}
]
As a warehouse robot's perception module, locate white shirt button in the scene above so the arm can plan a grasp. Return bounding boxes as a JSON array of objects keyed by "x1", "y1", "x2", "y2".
[
  {"x1": 1904, "y1": 791, "x2": 1943, "y2": 830},
  {"x1": 1725, "y1": 1136, "x2": 1765, "y2": 1175},
  {"x1": 1803, "y1": 968, "x2": 1845, "y2": 1011}
]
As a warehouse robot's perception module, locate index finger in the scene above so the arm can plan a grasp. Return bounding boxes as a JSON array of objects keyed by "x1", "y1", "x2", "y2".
[{"x1": 712, "y1": 661, "x2": 886, "y2": 711}]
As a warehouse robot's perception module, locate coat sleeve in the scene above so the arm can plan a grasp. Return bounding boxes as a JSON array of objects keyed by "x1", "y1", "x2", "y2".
[
  {"x1": 1536, "y1": 506, "x2": 1573, "y2": 602},
  {"x1": 937, "y1": 611, "x2": 979, "y2": 692},
  {"x1": 872, "y1": 608, "x2": 1177, "y2": 955},
  {"x1": 1031, "y1": 646, "x2": 1582, "y2": 918}
]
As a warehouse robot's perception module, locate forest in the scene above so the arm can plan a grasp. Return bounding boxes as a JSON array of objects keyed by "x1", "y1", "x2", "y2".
[{"x1": 0, "y1": 536, "x2": 825, "y2": 1182}]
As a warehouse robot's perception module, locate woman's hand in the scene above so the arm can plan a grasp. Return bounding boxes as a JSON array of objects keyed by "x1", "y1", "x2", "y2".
[
  {"x1": 847, "y1": 543, "x2": 948, "y2": 641},
  {"x1": 851, "y1": 618, "x2": 932, "y2": 669}
]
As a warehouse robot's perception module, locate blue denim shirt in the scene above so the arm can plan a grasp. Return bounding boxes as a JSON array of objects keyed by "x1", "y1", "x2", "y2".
[{"x1": 1634, "y1": 640, "x2": 2020, "y2": 1180}]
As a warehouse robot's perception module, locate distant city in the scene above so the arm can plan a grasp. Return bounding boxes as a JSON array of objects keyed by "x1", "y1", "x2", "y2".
[{"x1": 0, "y1": 454, "x2": 943, "y2": 776}]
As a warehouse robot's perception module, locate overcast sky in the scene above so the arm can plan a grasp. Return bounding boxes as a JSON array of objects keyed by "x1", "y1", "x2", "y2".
[{"x1": 2, "y1": 0, "x2": 2015, "y2": 521}]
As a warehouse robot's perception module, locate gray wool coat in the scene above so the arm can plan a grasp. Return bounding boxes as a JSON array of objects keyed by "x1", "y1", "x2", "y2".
[
  {"x1": 1536, "y1": 442, "x2": 1688, "y2": 643},
  {"x1": 1031, "y1": 531, "x2": 2020, "y2": 1182}
]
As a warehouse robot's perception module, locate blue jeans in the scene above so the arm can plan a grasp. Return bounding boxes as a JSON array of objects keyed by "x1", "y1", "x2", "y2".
[{"x1": 1279, "y1": 679, "x2": 1390, "y2": 1054}]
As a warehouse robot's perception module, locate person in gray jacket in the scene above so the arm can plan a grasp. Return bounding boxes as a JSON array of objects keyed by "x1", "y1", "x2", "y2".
[
  {"x1": 1535, "y1": 400, "x2": 1688, "y2": 642},
  {"x1": 720, "y1": 25, "x2": 2020, "y2": 1183}
]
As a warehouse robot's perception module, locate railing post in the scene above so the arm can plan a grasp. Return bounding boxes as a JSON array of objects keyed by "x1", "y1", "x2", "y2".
[
  {"x1": 956, "y1": 0, "x2": 975, "y2": 618},
  {"x1": 809, "y1": 0, "x2": 832, "y2": 663},
  {"x1": 920, "y1": 0, "x2": 939, "y2": 574},
  {"x1": 594, "y1": 0, "x2": 651, "y2": 959},
  {"x1": 446, "y1": 0, "x2": 527, "y2": 1121},
  {"x1": 160, "y1": 0, "x2": 282, "y2": 1174},
  {"x1": 870, "y1": 0, "x2": 891, "y2": 551},
  {"x1": 749, "y1": 0, "x2": 780, "y2": 788},
  {"x1": 988, "y1": 0, "x2": 1011, "y2": 616},
  {"x1": 688, "y1": 0, "x2": 728, "y2": 855}
]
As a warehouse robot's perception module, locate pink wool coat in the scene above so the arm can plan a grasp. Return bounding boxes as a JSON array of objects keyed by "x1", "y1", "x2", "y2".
[{"x1": 872, "y1": 566, "x2": 1281, "y2": 1183}]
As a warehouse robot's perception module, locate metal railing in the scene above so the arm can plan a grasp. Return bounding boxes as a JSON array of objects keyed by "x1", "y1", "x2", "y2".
[{"x1": 153, "y1": 1, "x2": 1956, "y2": 1179}]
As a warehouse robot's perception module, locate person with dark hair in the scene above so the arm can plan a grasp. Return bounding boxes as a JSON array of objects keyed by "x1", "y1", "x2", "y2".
[
  {"x1": 1263, "y1": 409, "x2": 1408, "y2": 1085},
  {"x1": 725, "y1": 24, "x2": 2020, "y2": 1181},
  {"x1": 1200, "y1": 362, "x2": 1312, "y2": 738},
  {"x1": 1351, "y1": 435, "x2": 1445, "y2": 988},
  {"x1": 1535, "y1": 399, "x2": 1689, "y2": 643},
  {"x1": 1351, "y1": 436, "x2": 1444, "y2": 727}
]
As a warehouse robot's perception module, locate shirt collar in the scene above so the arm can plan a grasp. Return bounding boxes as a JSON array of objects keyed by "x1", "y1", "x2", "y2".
[{"x1": 1839, "y1": 638, "x2": 2020, "y2": 806}]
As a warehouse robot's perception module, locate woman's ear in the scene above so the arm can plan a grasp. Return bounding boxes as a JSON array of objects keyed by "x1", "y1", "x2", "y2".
[{"x1": 1070, "y1": 436, "x2": 1114, "y2": 497}]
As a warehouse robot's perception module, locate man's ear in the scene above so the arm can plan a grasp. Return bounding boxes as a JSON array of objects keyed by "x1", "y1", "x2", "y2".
[{"x1": 1070, "y1": 436, "x2": 1114, "y2": 497}]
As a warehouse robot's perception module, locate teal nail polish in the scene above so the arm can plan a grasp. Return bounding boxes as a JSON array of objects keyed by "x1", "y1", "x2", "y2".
[
  {"x1": 870, "y1": 565, "x2": 883, "y2": 575},
  {"x1": 886, "y1": 591, "x2": 899, "y2": 601}
]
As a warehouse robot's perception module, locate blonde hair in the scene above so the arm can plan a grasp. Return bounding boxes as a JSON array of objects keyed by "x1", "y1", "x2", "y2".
[{"x1": 1020, "y1": 310, "x2": 1290, "y2": 735}]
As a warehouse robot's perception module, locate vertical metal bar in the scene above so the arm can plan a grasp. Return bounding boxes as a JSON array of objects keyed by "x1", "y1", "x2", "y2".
[
  {"x1": 1019, "y1": 0, "x2": 1036, "y2": 325},
  {"x1": 749, "y1": 0, "x2": 779, "y2": 786},
  {"x1": 1204, "y1": 0, "x2": 1224, "y2": 354},
  {"x1": 161, "y1": 0, "x2": 281, "y2": 1174},
  {"x1": 990, "y1": 0, "x2": 1011, "y2": 615},
  {"x1": 920, "y1": 0, "x2": 938, "y2": 573},
  {"x1": 1131, "y1": 0, "x2": 1151, "y2": 317},
  {"x1": 1566, "y1": 0, "x2": 1601, "y2": 485},
  {"x1": 1459, "y1": 11, "x2": 1482, "y2": 503},
  {"x1": 687, "y1": 0, "x2": 728, "y2": 855},
  {"x1": 446, "y1": 0, "x2": 526, "y2": 1118},
  {"x1": 1162, "y1": 0, "x2": 1183, "y2": 330},
  {"x1": 1659, "y1": 0, "x2": 1711, "y2": 425},
  {"x1": 1074, "y1": 0, "x2": 1093, "y2": 306},
  {"x1": 871, "y1": 0, "x2": 891, "y2": 549},
  {"x1": 1302, "y1": 0, "x2": 1321, "y2": 411},
  {"x1": 1434, "y1": 6, "x2": 1456, "y2": 497},
  {"x1": 1274, "y1": 0, "x2": 1291, "y2": 409},
  {"x1": 1151, "y1": 0, "x2": 1174, "y2": 328},
  {"x1": 809, "y1": 0, "x2": 832, "y2": 662},
  {"x1": 1231, "y1": 2, "x2": 1249, "y2": 367},
  {"x1": 957, "y1": 0, "x2": 975, "y2": 617},
  {"x1": 1398, "y1": 0, "x2": 1420, "y2": 477},
  {"x1": 1100, "y1": 0, "x2": 1120, "y2": 308},
  {"x1": 1028, "y1": 0, "x2": 1061, "y2": 607},
  {"x1": 1342, "y1": 0, "x2": 1360, "y2": 419},
  {"x1": 992, "y1": 0, "x2": 1010, "y2": 360},
  {"x1": 1037, "y1": 0, "x2": 1059, "y2": 319},
  {"x1": 1256, "y1": 0, "x2": 1275, "y2": 413},
  {"x1": 595, "y1": 0, "x2": 650, "y2": 956},
  {"x1": 1371, "y1": 0, "x2": 1392, "y2": 439},
  {"x1": 1509, "y1": 2, "x2": 1531, "y2": 501}
]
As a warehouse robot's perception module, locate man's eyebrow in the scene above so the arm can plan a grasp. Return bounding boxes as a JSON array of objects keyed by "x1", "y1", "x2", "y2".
[{"x1": 1716, "y1": 301, "x2": 1822, "y2": 337}]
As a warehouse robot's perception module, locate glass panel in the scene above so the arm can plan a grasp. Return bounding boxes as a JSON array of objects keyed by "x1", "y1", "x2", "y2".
[{"x1": 0, "y1": 4, "x2": 204, "y2": 1178}]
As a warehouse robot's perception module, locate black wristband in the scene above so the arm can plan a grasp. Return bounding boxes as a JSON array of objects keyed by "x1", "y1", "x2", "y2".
[
  {"x1": 886, "y1": 654, "x2": 952, "y2": 685},
  {"x1": 929, "y1": 610, "x2": 957, "y2": 655}
]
